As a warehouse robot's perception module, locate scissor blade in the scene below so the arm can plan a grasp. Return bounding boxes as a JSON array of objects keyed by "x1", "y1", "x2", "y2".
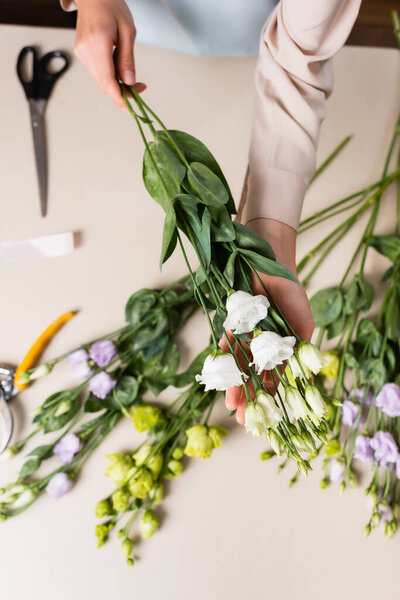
[
  {"x1": 0, "y1": 389, "x2": 13, "y2": 454},
  {"x1": 28, "y1": 99, "x2": 48, "y2": 217}
]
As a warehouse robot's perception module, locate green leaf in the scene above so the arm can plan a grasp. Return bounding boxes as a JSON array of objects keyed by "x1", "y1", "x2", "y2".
[
  {"x1": 385, "y1": 287, "x2": 400, "y2": 342},
  {"x1": 233, "y1": 222, "x2": 275, "y2": 260},
  {"x1": 28, "y1": 444, "x2": 54, "y2": 460},
  {"x1": 18, "y1": 458, "x2": 41, "y2": 480},
  {"x1": 344, "y1": 275, "x2": 374, "y2": 315},
  {"x1": 326, "y1": 311, "x2": 346, "y2": 339},
  {"x1": 356, "y1": 318, "x2": 376, "y2": 342},
  {"x1": 84, "y1": 395, "x2": 104, "y2": 413},
  {"x1": 143, "y1": 138, "x2": 186, "y2": 212},
  {"x1": 125, "y1": 289, "x2": 158, "y2": 327},
  {"x1": 310, "y1": 288, "x2": 343, "y2": 328},
  {"x1": 161, "y1": 129, "x2": 236, "y2": 213},
  {"x1": 237, "y1": 248, "x2": 297, "y2": 283},
  {"x1": 113, "y1": 376, "x2": 139, "y2": 408},
  {"x1": 173, "y1": 346, "x2": 213, "y2": 387},
  {"x1": 133, "y1": 313, "x2": 169, "y2": 351},
  {"x1": 44, "y1": 397, "x2": 80, "y2": 433},
  {"x1": 187, "y1": 162, "x2": 229, "y2": 207},
  {"x1": 213, "y1": 308, "x2": 227, "y2": 339},
  {"x1": 385, "y1": 344, "x2": 396, "y2": 377},
  {"x1": 160, "y1": 209, "x2": 177, "y2": 268},
  {"x1": 175, "y1": 194, "x2": 212, "y2": 267},
  {"x1": 208, "y1": 206, "x2": 235, "y2": 242},
  {"x1": 223, "y1": 252, "x2": 237, "y2": 287},
  {"x1": 370, "y1": 235, "x2": 400, "y2": 263}
]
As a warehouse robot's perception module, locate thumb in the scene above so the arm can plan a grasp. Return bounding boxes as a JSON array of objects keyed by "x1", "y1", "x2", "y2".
[{"x1": 117, "y1": 22, "x2": 137, "y2": 86}]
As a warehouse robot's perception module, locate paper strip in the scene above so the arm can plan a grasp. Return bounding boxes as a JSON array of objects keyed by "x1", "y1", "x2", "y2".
[{"x1": 0, "y1": 232, "x2": 75, "y2": 262}]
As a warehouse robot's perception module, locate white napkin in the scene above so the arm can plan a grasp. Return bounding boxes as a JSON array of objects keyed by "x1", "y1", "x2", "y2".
[{"x1": 0, "y1": 232, "x2": 75, "y2": 262}]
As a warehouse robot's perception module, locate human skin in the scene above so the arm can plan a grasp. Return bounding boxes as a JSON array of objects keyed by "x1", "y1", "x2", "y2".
[
  {"x1": 219, "y1": 217, "x2": 314, "y2": 424},
  {"x1": 73, "y1": 0, "x2": 145, "y2": 107}
]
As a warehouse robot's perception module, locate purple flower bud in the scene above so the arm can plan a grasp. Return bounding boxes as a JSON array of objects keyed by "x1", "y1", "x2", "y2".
[
  {"x1": 396, "y1": 456, "x2": 400, "y2": 480},
  {"x1": 353, "y1": 435, "x2": 372, "y2": 463},
  {"x1": 88, "y1": 371, "x2": 116, "y2": 400},
  {"x1": 54, "y1": 433, "x2": 82, "y2": 465},
  {"x1": 375, "y1": 383, "x2": 400, "y2": 418},
  {"x1": 341, "y1": 400, "x2": 359, "y2": 427},
  {"x1": 370, "y1": 431, "x2": 399, "y2": 466},
  {"x1": 89, "y1": 340, "x2": 117, "y2": 368},
  {"x1": 46, "y1": 472, "x2": 72, "y2": 499}
]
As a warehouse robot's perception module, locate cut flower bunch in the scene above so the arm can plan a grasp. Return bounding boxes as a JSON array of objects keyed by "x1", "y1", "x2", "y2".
[{"x1": 119, "y1": 83, "x2": 334, "y2": 474}]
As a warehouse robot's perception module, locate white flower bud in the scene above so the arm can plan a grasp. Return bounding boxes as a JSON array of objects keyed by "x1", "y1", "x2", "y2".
[
  {"x1": 250, "y1": 331, "x2": 296, "y2": 374},
  {"x1": 285, "y1": 386, "x2": 309, "y2": 420},
  {"x1": 297, "y1": 342, "x2": 328, "y2": 375},
  {"x1": 304, "y1": 385, "x2": 327, "y2": 422}
]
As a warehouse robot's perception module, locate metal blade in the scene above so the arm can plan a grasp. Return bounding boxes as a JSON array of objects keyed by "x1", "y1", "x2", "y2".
[{"x1": 28, "y1": 99, "x2": 48, "y2": 217}]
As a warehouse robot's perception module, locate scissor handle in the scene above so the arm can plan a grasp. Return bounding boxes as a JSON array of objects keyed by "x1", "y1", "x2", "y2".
[{"x1": 16, "y1": 46, "x2": 69, "y2": 101}]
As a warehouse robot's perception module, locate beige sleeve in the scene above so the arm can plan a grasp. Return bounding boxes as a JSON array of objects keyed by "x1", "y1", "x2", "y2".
[{"x1": 240, "y1": 0, "x2": 362, "y2": 231}]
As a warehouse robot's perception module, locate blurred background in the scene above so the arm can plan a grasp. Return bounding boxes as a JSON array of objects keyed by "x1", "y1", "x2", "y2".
[{"x1": 0, "y1": 0, "x2": 399, "y2": 48}]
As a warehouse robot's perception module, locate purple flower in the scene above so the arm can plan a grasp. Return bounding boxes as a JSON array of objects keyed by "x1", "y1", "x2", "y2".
[
  {"x1": 375, "y1": 383, "x2": 400, "y2": 418},
  {"x1": 341, "y1": 400, "x2": 360, "y2": 427},
  {"x1": 68, "y1": 349, "x2": 93, "y2": 380},
  {"x1": 54, "y1": 433, "x2": 82, "y2": 465},
  {"x1": 370, "y1": 431, "x2": 399, "y2": 466},
  {"x1": 68, "y1": 349, "x2": 89, "y2": 366},
  {"x1": 46, "y1": 472, "x2": 72, "y2": 499},
  {"x1": 353, "y1": 435, "x2": 372, "y2": 463},
  {"x1": 348, "y1": 387, "x2": 373, "y2": 407},
  {"x1": 88, "y1": 371, "x2": 116, "y2": 400},
  {"x1": 89, "y1": 340, "x2": 116, "y2": 368}
]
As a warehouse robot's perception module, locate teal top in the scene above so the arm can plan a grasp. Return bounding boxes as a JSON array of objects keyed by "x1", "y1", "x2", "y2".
[{"x1": 127, "y1": 0, "x2": 278, "y2": 57}]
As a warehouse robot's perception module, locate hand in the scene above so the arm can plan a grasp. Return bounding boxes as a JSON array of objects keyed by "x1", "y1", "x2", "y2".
[
  {"x1": 74, "y1": 0, "x2": 146, "y2": 108},
  {"x1": 220, "y1": 218, "x2": 314, "y2": 424}
]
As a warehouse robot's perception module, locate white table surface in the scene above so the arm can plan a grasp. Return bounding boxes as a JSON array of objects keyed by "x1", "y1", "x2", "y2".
[{"x1": 0, "y1": 23, "x2": 400, "y2": 600}]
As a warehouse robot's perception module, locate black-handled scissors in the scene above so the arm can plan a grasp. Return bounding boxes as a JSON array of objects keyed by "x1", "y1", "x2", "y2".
[{"x1": 16, "y1": 46, "x2": 70, "y2": 217}]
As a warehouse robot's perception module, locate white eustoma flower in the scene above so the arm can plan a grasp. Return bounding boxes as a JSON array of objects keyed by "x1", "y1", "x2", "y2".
[
  {"x1": 244, "y1": 402, "x2": 267, "y2": 437},
  {"x1": 330, "y1": 460, "x2": 345, "y2": 482},
  {"x1": 195, "y1": 353, "x2": 247, "y2": 391},
  {"x1": 257, "y1": 392, "x2": 284, "y2": 428},
  {"x1": 223, "y1": 290, "x2": 270, "y2": 335},
  {"x1": 285, "y1": 386, "x2": 309, "y2": 420},
  {"x1": 250, "y1": 331, "x2": 296, "y2": 374},
  {"x1": 12, "y1": 489, "x2": 36, "y2": 509},
  {"x1": 288, "y1": 354, "x2": 311, "y2": 380},
  {"x1": 298, "y1": 342, "x2": 328, "y2": 375},
  {"x1": 305, "y1": 385, "x2": 327, "y2": 422},
  {"x1": 245, "y1": 392, "x2": 284, "y2": 436}
]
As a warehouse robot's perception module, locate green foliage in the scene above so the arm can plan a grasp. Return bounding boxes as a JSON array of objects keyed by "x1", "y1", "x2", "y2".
[
  {"x1": 370, "y1": 234, "x2": 400, "y2": 262},
  {"x1": 310, "y1": 288, "x2": 343, "y2": 327}
]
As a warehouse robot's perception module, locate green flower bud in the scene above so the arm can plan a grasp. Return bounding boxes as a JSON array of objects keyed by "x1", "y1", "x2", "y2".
[
  {"x1": 324, "y1": 439, "x2": 341, "y2": 456},
  {"x1": 95, "y1": 524, "x2": 109, "y2": 548},
  {"x1": 289, "y1": 475, "x2": 298, "y2": 488},
  {"x1": 121, "y1": 537, "x2": 134, "y2": 558},
  {"x1": 149, "y1": 482, "x2": 164, "y2": 506},
  {"x1": 172, "y1": 446, "x2": 184, "y2": 460},
  {"x1": 128, "y1": 469, "x2": 153, "y2": 499},
  {"x1": 184, "y1": 425, "x2": 214, "y2": 459},
  {"x1": 132, "y1": 445, "x2": 163, "y2": 479},
  {"x1": 54, "y1": 400, "x2": 72, "y2": 418},
  {"x1": 95, "y1": 499, "x2": 113, "y2": 518},
  {"x1": 208, "y1": 426, "x2": 227, "y2": 449},
  {"x1": 164, "y1": 459, "x2": 183, "y2": 479},
  {"x1": 348, "y1": 470, "x2": 357, "y2": 488},
  {"x1": 320, "y1": 478, "x2": 329, "y2": 490},
  {"x1": 339, "y1": 481, "x2": 346, "y2": 495},
  {"x1": 364, "y1": 524, "x2": 371, "y2": 538},
  {"x1": 127, "y1": 558, "x2": 134, "y2": 566},
  {"x1": 260, "y1": 451, "x2": 275, "y2": 461},
  {"x1": 371, "y1": 512, "x2": 381, "y2": 527},
  {"x1": 130, "y1": 405, "x2": 162, "y2": 433},
  {"x1": 111, "y1": 488, "x2": 131, "y2": 512},
  {"x1": 0, "y1": 446, "x2": 19, "y2": 463},
  {"x1": 297, "y1": 461, "x2": 309, "y2": 478},
  {"x1": 104, "y1": 454, "x2": 134, "y2": 487},
  {"x1": 267, "y1": 429, "x2": 282, "y2": 456},
  {"x1": 140, "y1": 509, "x2": 159, "y2": 539}
]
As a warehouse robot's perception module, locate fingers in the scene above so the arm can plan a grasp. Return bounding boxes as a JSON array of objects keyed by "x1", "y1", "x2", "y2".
[
  {"x1": 116, "y1": 21, "x2": 137, "y2": 85},
  {"x1": 236, "y1": 389, "x2": 247, "y2": 425},
  {"x1": 225, "y1": 384, "x2": 242, "y2": 411}
]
